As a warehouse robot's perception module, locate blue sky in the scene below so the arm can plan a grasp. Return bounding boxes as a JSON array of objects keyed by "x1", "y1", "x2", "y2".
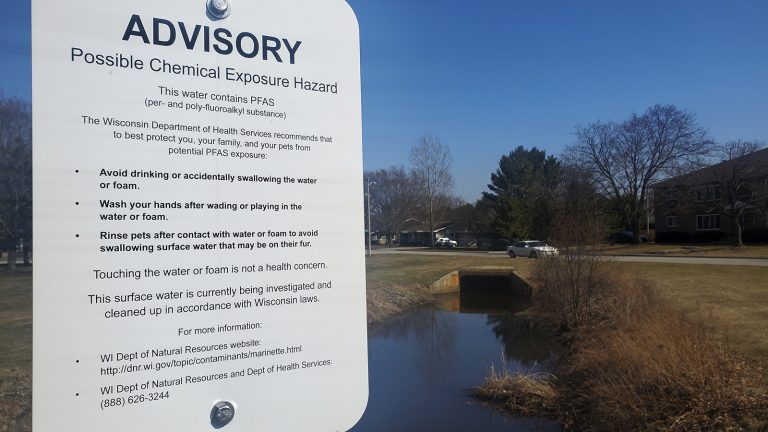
[{"x1": 3, "y1": 1, "x2": 767, "y2": 200}]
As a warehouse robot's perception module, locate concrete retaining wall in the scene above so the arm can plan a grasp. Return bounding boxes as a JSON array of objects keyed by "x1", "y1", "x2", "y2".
[{"x1": 428, "y1": 267, "x2": 532, "y2": 298}]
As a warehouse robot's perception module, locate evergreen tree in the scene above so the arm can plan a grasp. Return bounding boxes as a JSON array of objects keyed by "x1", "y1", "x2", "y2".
[{"x1": 483, "y1": 146, "x2": 560, "y2": 241}]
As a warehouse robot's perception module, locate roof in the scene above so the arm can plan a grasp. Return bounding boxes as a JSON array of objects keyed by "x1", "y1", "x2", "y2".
[
  {"x1": 652, "y1": 147, "x2": 768, "y2": 188},
  {"x1": 399, "y1": 219, "x2": 453, "y2": 233}
]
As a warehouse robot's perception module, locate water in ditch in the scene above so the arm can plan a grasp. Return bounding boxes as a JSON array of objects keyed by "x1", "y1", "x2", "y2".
[{"x1": 350, "y1": 291, "x2": 561, "y2": 431}]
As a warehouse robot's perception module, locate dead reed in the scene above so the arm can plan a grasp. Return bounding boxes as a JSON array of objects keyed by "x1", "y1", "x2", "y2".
[
  {"x1": 472, "y1": 363, "x2": 558, "y2": 417},
  {"x1": 510, "y1": 255, "x2": 768, "y2": 430},
  {"x1": 366, "y1": 283, "x2": 432, "y2": 324}
]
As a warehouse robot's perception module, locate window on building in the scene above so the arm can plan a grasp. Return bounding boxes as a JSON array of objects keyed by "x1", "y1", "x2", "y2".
[
  {"x1": 737, "y1": 186, "x2": 754, "y2": 202},
  {"x1": 696, "y1": 214, "x2": 720, "y2": 230},
  {"x1": 741, "y1": 212, "x2": 755, "y2": 228},
  {"x1": 666, "y1": 216, "x2": 678, "y2": 228},
  {"x1": 665, "y1": 188, "x2": 678, "y2": 208},
  {"x1": 696, "y1": 185, "x2": 719, "y2": 201},
  {"x1": 666, "y1": 189, "x2": 678, "y2": 200}
]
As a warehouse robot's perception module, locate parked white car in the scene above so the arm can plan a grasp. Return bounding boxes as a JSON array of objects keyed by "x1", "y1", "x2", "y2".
[
  {"x1": 507, "y1": 240, "x2": 558, "y2": 258},
  {"x1": 435, "y1": 237, "x2": 457, "y2": 248}
]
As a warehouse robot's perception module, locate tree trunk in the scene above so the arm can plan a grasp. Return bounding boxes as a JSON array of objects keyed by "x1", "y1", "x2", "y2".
[
  {"x1": 22, "y1": 241, "x2": 30, "y2": 265},
  {"x1": 428, "y1": 200, "x2": 435, "y2": 249},
  {"x1": 735, "y1": 215, "x2": 743, "y2": 247},
  {"x1": 631, "y1": 221, "x2": 642, "y2": 245},
  {"x1": 6, "y1": 238, "x2": 17, "y2": 272}
]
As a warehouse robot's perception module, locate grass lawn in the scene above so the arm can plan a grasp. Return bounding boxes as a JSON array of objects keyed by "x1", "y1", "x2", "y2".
[
  {"x1": 0, "y1": 269, "x2": 32, "y2": 376},
  {"x1": 0, "y1": 267, "x2": 32, "y2": 432},
  {"x1": 606, "y1": 261, "x2": 768, "y2": 365},
  {"x1": 597, "y1": 243, "x2": 768, "y2": 258},
  {"x1": 365, "y1": 253, "x2": 522, "y2": 289}
]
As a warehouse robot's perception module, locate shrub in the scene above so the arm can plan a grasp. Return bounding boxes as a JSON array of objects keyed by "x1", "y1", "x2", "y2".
[
  {"x1": 562, "y1": 309, "x2": 768, "y2": 431},
  {"x1": 692, "y1": 230, "x2": 725, "y2": 243},
  {"x1": 532, "y1": 252, "x2": 611, "y2": 330},
  {"x1": 532, "y1": 252, "x2": 658, "y2": 331},
  {"x1": 655, "y1": 231, "x2": 692, "y2": 243},
  {"x1": 743, "y1": 228, "x2": 768, "y2": 244},
  {"x1": 532, "y1": 255, "x2": 768, "y2": 430}
]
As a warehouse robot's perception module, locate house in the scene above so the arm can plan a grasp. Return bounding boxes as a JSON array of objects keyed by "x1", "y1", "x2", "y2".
[
  {"x1": 397, "y1": 220, "x2": 453, "y2": 246},
  {"x1": 652, "y1": 148, "x2": 768, "y2": 242}
]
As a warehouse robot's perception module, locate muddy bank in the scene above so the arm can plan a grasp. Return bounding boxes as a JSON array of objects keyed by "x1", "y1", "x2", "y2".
[{"x1": 366, "y1": 282, "x2": 432, "y2": 324}]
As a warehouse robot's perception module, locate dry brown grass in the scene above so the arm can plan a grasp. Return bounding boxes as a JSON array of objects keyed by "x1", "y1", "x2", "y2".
[
  {"x1": 608, "y1": 262, "x2": 768, "y2": 366},
  {"x1": 531, "y1": 252, "x2": 612, "y2": 329},
  {"x1": 529, "y1": 257, "x2": 768, "y2": 431},
  {"x1": 564, "y1": 309, "x2": 768, "y2": 431},
  {"x1": 365, "y1": 254, "x2": 522, "y2": 324},
  {"x1": 365, "y1": 253, "x2": 520, "y2": 290},
  {"x1": 0, "y1": 371, "x2": 30, "y2": 432},
  {"x1": 366, "y1": 282, "x2": 432, "y2": 324},
  {"x1": 0, "y1": 269, "x2": 31, "y2": 432},
  {"x1": 472, "y1": 364, "x2": 558, "y2": 417}
]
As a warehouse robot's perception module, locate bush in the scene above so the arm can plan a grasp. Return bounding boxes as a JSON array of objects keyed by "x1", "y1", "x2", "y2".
[
  {"x1": 655, "y1": 231, "x2": 692, "y2": 243},
  {"x1": 533, "y1": 254, "x2": 658, "y2": 331},
  {"x1": 531, "y1": 255, "x2": 768, "y2": 430},
  {"x1": 743, "y1": 228, "x2": 768, "y2": 244},
  {"x1": 656, "y1": 230, "x2": 729, "y2": 244},
  {"x1": 532, "y1": 252, "x2": 611, "y2": 330},
  {"x1": 692, "y1": 230, "x2": 726, "y2": 243},
  {"x1": 563, "y1": 309, "x2": 768, "y2": 431}
]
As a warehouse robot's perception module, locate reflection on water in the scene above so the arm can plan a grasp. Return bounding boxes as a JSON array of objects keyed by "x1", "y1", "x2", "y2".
[
  {"x1": 351, "y1": 292, "x2": 560, "y2": 432},
  {"x1": 487, "y1": 314, "x2": 558, "y2": 366},
  {"x1": 435, "y1": 291, "x2": 532, "y2": 315}
]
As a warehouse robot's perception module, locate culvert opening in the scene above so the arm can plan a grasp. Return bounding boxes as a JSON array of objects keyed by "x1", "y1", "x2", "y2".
[
  {"x1": 460, "y1": 275, "x2": 515, "y2": 293},
  {"x1": 457, "y1": 274, "x2": 532, "y2": 313},
  {"x1": 430, "y1": 269, "x2": 533, "y2": 299},
  {"x1": 430, "y1": 270, "x2": 533, "y2": 314},
  {"x1": 459, "y1": 272, "x2": 532, "y2": 298}
]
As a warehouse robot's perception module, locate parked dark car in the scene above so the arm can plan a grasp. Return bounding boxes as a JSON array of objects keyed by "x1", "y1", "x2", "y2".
[{"x1": 609, "y1": 231, "x2": 648, "y2": 244}]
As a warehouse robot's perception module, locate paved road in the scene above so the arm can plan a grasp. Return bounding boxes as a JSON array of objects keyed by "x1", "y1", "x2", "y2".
[
  {"x1": 372, "y1": 247, "x2": 768, "y2": 266},
  {"x1": 372, "y1": 248, "x2": 507, "y2": 258}
]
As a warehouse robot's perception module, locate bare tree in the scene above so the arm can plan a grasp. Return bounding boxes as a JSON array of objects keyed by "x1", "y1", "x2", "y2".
[
  {"x1": 365, "y1": 166, "x2": 420, "y2": 246},
  {"x1": 550, "y1": 164, "x2": 608, "y2": 248},
  {"x1": 409, "y1": 134, "x2": 455, "y2": 248},
  {"x1": 707, "y1": 140, "x2": 766, "y2": 246},
  {"x1": 569, "y1": 105, "x2": 712, "y2": 244},
  {"x1": 0, "y1": 96, "x2": 33, "y2": 271}
]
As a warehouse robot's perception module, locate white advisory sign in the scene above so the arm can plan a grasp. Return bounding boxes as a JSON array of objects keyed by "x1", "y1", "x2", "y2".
[{"x1": 32, "y1": 0, "x2": 367, "y2": 430}]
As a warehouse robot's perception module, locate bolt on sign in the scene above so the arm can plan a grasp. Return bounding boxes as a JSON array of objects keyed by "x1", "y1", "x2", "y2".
[{"x1": 32, "y1": 0, "x2": 367, "y2": 430}]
